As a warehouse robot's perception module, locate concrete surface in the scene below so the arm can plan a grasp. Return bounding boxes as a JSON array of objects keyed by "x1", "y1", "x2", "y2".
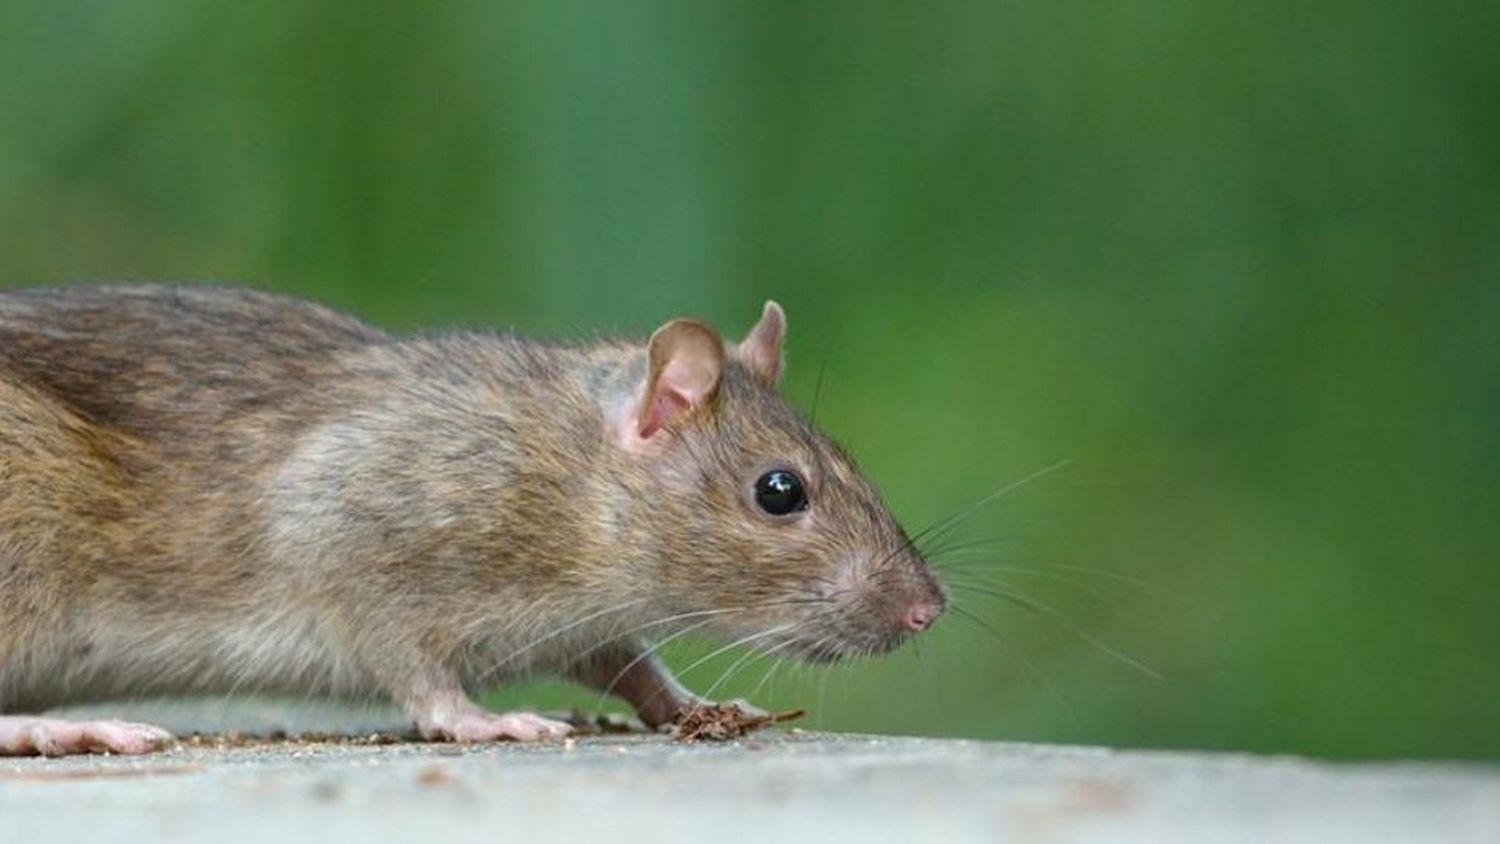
[{"x1": 3, "y1": 702, "x2": 1497, "y2": 844}]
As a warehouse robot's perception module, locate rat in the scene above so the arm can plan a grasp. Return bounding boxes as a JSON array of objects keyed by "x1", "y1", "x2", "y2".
[{"x1": 0, "y1": 285, "x2": 945, "y2": 756}]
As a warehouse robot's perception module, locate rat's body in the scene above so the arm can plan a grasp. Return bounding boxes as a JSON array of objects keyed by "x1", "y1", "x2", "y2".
[{"x1": 0, "y1": 285, "x2": 944, "y2": 756}]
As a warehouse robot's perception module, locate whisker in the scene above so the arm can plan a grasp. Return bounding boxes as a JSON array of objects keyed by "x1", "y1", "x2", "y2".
[
  {"x1": 749, "y1": 660, "x2": 784, "y2": 703},
  {"x1": 909, "y1": 636, "x2": 951, "y2": 721},
  {"x1": 949, "y1": 583, "x2": 1162, "y2": 679},
  {"x1": 933, "y1": 552, "x2": 1180, "y2": 602},
  {"x1": 564, "y1": 598, "x2": 828, "y2": 672},
  {"x1": 948, "y1": 604, "x2": 1080, "y2": 728},
  {"x1": 746, "y1": 639, "x2": 799, "y2": 701},
  {"x1": 912, "y1": 459, "x2": 1073, "y2": 553},
  {"x1": 591, "y1": 617, "x2": 723, "y2": 711},
  {"x1": 698, "y1": 636, "x2": 791, "y2": 704},
  {"x1": 674, "y1": 624, "x2": 799, "y2": 684},
  {"x1": 815, "y1": 657, "x2": 834, "y2": 728},
  {"x1": 489, "y1": 597, "x2": 651, "y2": 673},
  {"x1": 1040, "y1": 561, "x2": 1186, "y2": 602},
  {"x1": 807, "y1": 327, "x2": 843, "y2": 425},
  {"x1": 648, "y1": 624, "x2": 800, "y2": 715},
  {"x1": 940, "y1": 564, "x2": 1117, "y2": 608},
  {"x1": 861, "y1": 461, "x2": 1072, "y2": 584},
  {"x1": 924, "y1": 535, "x2": 1024, "y2": 562}
]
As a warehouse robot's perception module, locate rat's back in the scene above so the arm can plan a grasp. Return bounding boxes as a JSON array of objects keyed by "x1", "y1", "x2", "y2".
[{"x1": 0, "y1": 285, "x2": 389, "y2": 440}]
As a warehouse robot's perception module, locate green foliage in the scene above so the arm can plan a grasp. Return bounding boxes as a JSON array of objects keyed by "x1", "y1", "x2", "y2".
[{"x1": 2, "y1": 1, "x2": 1494, "y2": 759}]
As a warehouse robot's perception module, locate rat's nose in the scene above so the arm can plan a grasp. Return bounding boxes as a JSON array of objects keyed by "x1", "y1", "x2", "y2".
[{"x1": 902, "y1": 601, "x2": 943, "y2": 632}]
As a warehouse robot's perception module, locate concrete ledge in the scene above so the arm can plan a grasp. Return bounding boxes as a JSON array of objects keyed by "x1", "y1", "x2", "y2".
[{"x1": 5, "y1": 705, "x2": 1497, "y2": 843}]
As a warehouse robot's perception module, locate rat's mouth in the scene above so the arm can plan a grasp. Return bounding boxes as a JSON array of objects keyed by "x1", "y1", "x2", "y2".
[{"x1": 777, "y1": 625, "x2": 911, "y2": 664}]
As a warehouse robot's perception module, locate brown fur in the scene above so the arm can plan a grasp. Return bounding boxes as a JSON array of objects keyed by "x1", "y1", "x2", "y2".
[{"x1": 0, "y1": 285, "x2": 943, "y2": 733}]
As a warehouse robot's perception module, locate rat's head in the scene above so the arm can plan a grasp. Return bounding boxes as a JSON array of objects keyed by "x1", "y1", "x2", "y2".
[{"x1": 609, "y1": 302, "x2": 946, "y2": 662}]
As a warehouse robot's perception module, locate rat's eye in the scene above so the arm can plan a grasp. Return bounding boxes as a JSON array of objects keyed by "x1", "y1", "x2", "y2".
[{"x1": 754, "y1": 469, "x2": 808, "y2": 516}]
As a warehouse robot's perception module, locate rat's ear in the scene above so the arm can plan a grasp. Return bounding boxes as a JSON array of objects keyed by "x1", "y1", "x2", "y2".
[
  {"x1": 634, "y1": 318, "x2": 725, "y2": 440},
  {"x1": 736, "y1": 300, "x2": 785, "y2": 385}
]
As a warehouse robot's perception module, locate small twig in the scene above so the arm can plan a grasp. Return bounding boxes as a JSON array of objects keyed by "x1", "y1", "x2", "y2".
[{"x1": 671, "y1": 705, "x2": 807, "y2": 743}]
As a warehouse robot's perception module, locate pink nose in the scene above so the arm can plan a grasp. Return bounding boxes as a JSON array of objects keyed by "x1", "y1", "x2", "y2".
[{"x1": 903, "y1": 602, "x2": 941, "y2": 632}]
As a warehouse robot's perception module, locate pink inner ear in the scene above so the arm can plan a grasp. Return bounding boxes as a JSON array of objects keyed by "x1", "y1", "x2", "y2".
[
  {"x1": 739, "y1": 303, "x2": 785, "y2": 382},
  {"x1": 634, "y1": 319, "x2": 724, "y2": 443},
  {"x1": 639, "y1": 390, "x2": 689, "y2": 439},
  {"x1": 752, "y1": 345, "x2": 780, "y2": 382},
  {"x1": 639, "y1": 356, "x2": 713, "y2": 438}
]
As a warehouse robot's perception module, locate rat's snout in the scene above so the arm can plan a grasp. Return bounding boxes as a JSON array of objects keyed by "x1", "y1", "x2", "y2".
[
  {"x1": 812, "y1": 547, "x2": 947, "y2": 657},
  {"x1": 890, "y1": 572, "x2": 946, "y2": 635},
  {"x1": 902, "y1": 599, "x2": 944, "y2": 632}
]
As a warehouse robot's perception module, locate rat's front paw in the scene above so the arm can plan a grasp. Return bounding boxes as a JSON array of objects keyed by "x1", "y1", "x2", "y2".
[
  {"x1": 0, "y1": 716, "x2": 175, "y2": 757},
  {"x1": 419, "y1": 710, "x2": 573, "y2": 744}
]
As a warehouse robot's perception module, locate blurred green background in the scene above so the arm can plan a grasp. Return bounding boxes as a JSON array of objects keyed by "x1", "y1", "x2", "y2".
[{"x1": 2, "y1": 2, "x2": 1495, "y2": 760}]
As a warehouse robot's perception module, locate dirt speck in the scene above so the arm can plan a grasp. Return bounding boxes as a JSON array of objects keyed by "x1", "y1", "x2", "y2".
[{"x1": 417, "y1": 765, "x2": 458, "y2": 787}]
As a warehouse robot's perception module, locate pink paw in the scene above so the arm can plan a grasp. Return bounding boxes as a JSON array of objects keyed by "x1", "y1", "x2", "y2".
[
  {"x1": 0, "y1": 716, "x2": 175, "y2": 757},
  {"x1": 421, "y1": 710, "x2": 573, "y2": 744}
]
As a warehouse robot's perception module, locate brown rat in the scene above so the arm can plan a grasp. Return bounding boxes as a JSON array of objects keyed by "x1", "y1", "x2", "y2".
[{"x1": 0, "y1": 285, "x2": 945, "y2": 756}]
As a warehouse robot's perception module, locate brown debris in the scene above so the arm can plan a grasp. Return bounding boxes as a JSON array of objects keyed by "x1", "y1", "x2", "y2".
[
  {"x1": 670, "y1": 704, "x2": 806, "y2": 743},
  {"x1": 183, "y1": 730, "x2": 410, "y2": 749},
  {"x1": 165, "y1": 705, "x2": 798, "y2": 750}
]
